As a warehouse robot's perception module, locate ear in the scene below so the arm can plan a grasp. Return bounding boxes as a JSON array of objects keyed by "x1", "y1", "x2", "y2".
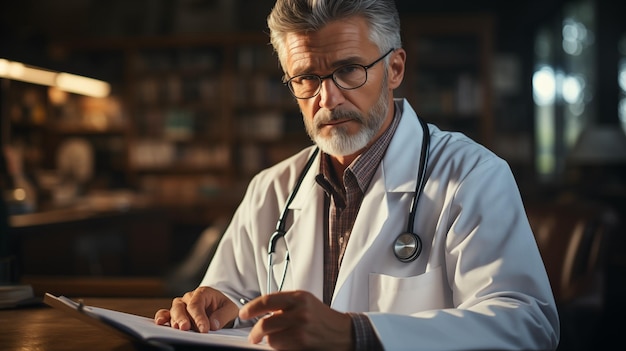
[{"x1": 387, "y1": 48, "x2": 406, "y2": 90}]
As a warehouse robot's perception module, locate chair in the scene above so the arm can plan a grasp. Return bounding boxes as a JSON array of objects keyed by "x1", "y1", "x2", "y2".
[
  {"x1": 164, "y1": 217, "x2": 229, "y2": 296},
  {"x1": 525, "y1": 200, "x2": 618, "y2": 350}
]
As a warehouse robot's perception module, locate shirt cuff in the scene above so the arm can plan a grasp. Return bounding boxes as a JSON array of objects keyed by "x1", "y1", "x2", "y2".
[{"x1": 348, "y1": 312, "x2": 384, "y2": 351}]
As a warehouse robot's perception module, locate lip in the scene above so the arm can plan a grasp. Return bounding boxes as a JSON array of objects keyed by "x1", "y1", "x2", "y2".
[{"x1": 321, "y1": 118, "x2": 352, "y2": 127}]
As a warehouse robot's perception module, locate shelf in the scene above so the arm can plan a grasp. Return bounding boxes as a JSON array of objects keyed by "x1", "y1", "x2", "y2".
[
  {"x1": 132, "y1": 164, "x2": 228, "y2": 174},
  {"x1": 51, "y1": 125, "x2": 129, "y2": 135}
]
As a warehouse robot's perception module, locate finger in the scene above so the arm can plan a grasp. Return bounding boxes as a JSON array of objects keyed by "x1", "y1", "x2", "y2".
[
  {"x1": 239, "y1": 294, "x2": 277, "y2": 320},
  {"x1": 186, "y1": 298, "x2": 212, "y2": 333},
  {"x1": 247, "y1": 312, "x2": 281, "y2": 344},
  {"x1": 239, "y1": 291, "x2": 296, "y2": 320},
  {"x1": 208, "y1": 302, "x2": 239, "y2": 330},
  {"x1": 248, "y1": 316, "x2": 267, "y2": 344},
  {"x1": 169, "y1": 298, "x2": 194, "y2": 331},
  {"x1": 247, "y1": 310, "x2": 295, "y2": 346},
  {"x1": 154, "y1": 309, "x2": 171, "y2": 326}
]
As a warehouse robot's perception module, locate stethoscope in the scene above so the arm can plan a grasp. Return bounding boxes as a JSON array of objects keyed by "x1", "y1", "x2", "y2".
[{"x1": 267, "y1": 116, "x2": 430, "y2": 293}]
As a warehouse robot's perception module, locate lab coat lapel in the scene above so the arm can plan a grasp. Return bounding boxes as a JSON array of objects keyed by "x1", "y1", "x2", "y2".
[
  {"x1": 334, "y1": 167, "x2": 390, "y2": 291},
  {"x1": 333, "y1": 100, "x2": 425, "y2": 305},
  {"x1": 282, "y1": 155, "x2": 325, "y2": 300}
]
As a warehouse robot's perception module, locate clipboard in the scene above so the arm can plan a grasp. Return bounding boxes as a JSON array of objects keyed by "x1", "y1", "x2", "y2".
[{"x1": 43, "y1": 293, "x2": 271, "y2": 350}]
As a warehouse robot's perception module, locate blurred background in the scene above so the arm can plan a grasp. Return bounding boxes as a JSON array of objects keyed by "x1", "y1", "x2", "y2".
[{"x1": 0, "y1": 0, "x2": 624, "y2": 349}]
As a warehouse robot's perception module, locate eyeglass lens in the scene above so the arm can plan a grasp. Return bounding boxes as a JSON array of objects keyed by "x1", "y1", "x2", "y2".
[{"x1": 288, "y1": 65, "x2": 367, "y2": 99}]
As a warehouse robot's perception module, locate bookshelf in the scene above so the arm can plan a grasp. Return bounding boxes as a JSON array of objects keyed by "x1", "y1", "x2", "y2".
[
  {"x1": 54, "y1": 33, "x2": 310, "y2": 206},
  {"x1": 50, "y1": 14, "x2": 495, "y2": 205},
  {"x1": 399, "y1": 14, "x2": 494, "y2": 148}
]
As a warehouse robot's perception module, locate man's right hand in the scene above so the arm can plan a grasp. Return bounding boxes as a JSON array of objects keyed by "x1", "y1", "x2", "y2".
[{"x1": 154, "y1": 286, "x2": 239, "y2": 333}]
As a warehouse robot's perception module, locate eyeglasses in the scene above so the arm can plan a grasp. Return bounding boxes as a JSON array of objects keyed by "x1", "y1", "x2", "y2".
[{"x1": 283, "y1": 48, "x2": 395, "y2": 99}]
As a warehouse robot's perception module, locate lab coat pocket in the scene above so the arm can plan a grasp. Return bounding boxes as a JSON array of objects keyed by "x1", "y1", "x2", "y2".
[{"x1": 369, "y1": 266, "x2": 446, "y2": 314}]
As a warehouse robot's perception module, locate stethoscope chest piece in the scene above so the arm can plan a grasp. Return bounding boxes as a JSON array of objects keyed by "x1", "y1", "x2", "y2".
[{"x1": 393, "y1": 232, "x2": 422, "y2": 262}]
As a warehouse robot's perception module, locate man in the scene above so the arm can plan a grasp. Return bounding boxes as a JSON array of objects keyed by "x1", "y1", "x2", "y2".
[{"x1": 155, "y1": 1, "x2": 560, "y2": 350}]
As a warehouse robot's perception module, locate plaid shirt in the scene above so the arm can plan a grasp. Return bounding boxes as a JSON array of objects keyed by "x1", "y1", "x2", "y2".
[{"x1": 314, "y1": 101, "x2": 401, "y2": 350}]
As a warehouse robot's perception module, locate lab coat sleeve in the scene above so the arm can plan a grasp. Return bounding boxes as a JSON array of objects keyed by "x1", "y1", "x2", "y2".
[
  {"x1": 197, "y1": 151, "x2": 310, "y2": 324},
  {"x1": 367, "y1": 157, "x2": 560, "y2": 350}
]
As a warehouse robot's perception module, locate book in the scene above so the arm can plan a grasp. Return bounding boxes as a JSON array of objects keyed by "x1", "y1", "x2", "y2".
[
  {"x1": 0, "y1": 284, "x2": 38, "y2": 309},
  {"x1": 44, "y1": 293, "x2": 271, "y2": 350}
]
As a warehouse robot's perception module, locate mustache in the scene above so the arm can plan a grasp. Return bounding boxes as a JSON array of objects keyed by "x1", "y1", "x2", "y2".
[{"x1": 314, "y1": 109, "x2": 364, "y2": 127}]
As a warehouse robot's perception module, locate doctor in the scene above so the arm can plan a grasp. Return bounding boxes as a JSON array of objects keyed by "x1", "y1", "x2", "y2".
[{"x1": 155, "y1": 0, "x2": 560, "y2": 350}]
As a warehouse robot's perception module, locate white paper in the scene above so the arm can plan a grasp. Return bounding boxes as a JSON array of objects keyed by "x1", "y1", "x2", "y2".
[{"x1": 48, "y1": 294, "x2": 271, "y2": 350}]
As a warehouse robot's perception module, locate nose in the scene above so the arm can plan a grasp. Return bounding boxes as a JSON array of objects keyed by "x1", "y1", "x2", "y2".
[{"x1": 318, "y1": 77, "x2": 345, "y2": 110}]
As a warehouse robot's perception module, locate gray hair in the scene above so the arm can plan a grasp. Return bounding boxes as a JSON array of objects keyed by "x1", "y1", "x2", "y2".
[{"x1": 267, "y1": 0, "x2": 402, "y2": 71}]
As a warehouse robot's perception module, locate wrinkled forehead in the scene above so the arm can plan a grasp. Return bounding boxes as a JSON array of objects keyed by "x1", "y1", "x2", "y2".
[{"x1": 283, "y1": 18, "x2": 376, "y2": 76}]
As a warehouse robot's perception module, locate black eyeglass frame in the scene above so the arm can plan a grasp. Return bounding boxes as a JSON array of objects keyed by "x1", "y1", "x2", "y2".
[{"x1": 283, "y1": 48, "x2": 396, "y2": 99}]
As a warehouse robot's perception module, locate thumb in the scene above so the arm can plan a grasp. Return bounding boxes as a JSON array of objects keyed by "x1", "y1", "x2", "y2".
[{"x1": 208, "y1": 302, "x2": 239, "y2": 330}]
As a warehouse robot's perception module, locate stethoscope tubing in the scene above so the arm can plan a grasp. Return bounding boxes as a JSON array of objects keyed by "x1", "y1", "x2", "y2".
[
  {"x1": 268, "y1": 116, "x2": 430, "y2": 291},
  {"x1": 267, "y1": 147, "x2": 319, "y2": 293},
  {"x1": 406, "y1": 116, "x2": 430, "y2": 232}
]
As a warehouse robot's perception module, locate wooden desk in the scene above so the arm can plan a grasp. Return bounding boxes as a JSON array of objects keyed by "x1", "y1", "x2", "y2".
[{"x1": 0, "y1": 297, "x2": 174, "y2": 351}]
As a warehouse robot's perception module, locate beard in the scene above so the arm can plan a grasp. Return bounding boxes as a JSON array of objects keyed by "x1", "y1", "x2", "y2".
[{"x1": 304, "y1": 81, "x2": 390, "y2": 157}]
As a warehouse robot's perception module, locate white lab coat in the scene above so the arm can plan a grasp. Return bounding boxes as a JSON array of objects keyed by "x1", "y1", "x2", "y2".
[{"x1": 201, "y1": 99, "x2": 560, "y2": 350}]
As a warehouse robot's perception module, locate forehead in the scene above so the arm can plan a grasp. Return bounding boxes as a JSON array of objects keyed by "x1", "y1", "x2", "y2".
[{"x1": 284, "y1": 17, "x2": 377, "y2": 74}]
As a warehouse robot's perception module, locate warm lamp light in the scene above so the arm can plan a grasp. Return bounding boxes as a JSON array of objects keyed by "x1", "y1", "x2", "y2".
[
  {"x1": 0, "y1": 58, "x2": 110, "y2": 98},
  {"x1": 56, "y1": 72, "x2": 110, "y2": 98},
  {"x1": 0, "y1": 59, "x2": 57, "y2": 86}
]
